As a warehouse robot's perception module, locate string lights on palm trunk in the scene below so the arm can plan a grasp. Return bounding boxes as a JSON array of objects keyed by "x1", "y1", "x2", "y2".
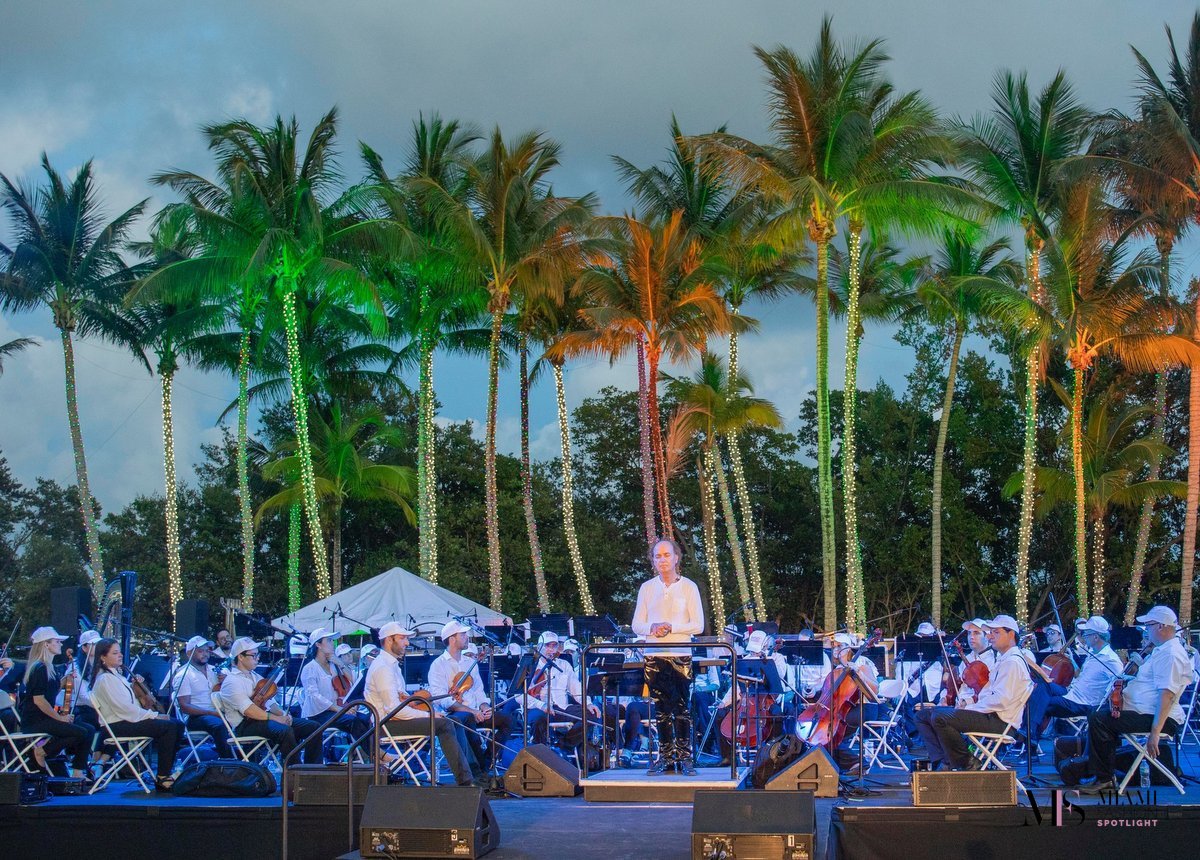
[
  {"x1": 236, "y1": 330, "x2": 256, "y2": 609},
  {"x1": 161, "y1": 368, "x2": 184, "y2": 619}
]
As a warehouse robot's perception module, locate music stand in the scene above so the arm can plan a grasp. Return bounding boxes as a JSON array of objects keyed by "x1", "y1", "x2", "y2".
[
  {"x1": 571, "y1": 615, "x2": 620, "y2": 644},
  {"x1": 484, "y1": 623, "x2": 526, "y2": 649},
  {"x1": 528, "y1": 613, "x2": 571, "y2": 639},
  {"x1": 844, "y1": 671, "x2": 885, "y2": 796},
  {"x1": 401, "y1": 653, "x2": 434, "y2": 687},
  {"x1": 1111, "y1": 626, "x2": 1145, "y2": 651}
]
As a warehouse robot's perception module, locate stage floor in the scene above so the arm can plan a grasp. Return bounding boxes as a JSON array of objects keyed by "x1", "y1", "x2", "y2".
[{"x1": 4, "y1": 747, "x2": 1199, "y2": 860}]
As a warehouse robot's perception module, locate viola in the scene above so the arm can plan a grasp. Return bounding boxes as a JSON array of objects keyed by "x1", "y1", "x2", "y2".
[
  {"x1": 58, "y1": 664, "x2": 76, "y2": 715},
  {"x1": 1110, "y1": 640, "x2": 1155, "y2": 719},
  {"x1": 798, "y1": 627, "x2": 883, "y2": 750},
  {"x1": 954, "y1": 641, "x2": 989, "y2": 699}
]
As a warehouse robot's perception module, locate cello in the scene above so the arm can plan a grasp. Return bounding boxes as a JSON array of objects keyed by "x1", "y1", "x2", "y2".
[{"x1": 798, "y1": 628, "x2": 882, "y2": 750}]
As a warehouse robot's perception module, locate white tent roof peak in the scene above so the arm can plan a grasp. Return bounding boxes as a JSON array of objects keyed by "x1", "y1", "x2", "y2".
[{"x1": 273, "y1": 566, "x2": 511, "y2": 636}]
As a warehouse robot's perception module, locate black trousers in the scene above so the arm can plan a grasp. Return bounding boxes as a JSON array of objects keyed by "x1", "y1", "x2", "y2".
[
  {"x1": 238, "y1": 716, "x2": 322, "y2": 764},
  {"x1": 913, "y1": 706, "x2": 1008, "y2": 769},
  {"x1": 1087, "y1": 710, "x2": 1179, "y2": 781},
  {"x1": 646, "y1": 656, "x2": 692, "y2": 762},
  {"x1": 108, "y1": 718, "x2": 184, "y2": 778},
  {"x1": 20, "y1": 712, "x2": 96, "y2": 771},
  {"x1": 528, "y1": 702, "x2": 620, "y2": 750},
  {"x1": 446, "y1": 702, "x2": 516, "y2": 769}
]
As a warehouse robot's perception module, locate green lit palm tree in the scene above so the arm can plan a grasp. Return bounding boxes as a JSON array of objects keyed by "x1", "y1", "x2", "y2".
[
  {"x1": 0, "y1": 155, "x2": 148, "y2": 596},
  {"x1": 257, "y1": 402, "x2": 416, "y2": 592},
  {"x1": 956, "y1": 70, "x2": 1091, "y2": 623}
]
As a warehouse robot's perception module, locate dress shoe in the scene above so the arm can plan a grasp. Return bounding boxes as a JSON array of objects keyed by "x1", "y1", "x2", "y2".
[
  {"x1": 1078, "y1": 778, "x2": 1116, "y2": 795},
  {"x1": 677, "y1": 758, "x2": 698, "y2": 776},
  {"x1": 646, "y1": 758, "x2": 670, "y2": 776}
]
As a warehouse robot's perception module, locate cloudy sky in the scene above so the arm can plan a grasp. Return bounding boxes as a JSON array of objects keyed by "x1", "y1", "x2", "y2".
[{"x1": 3, "y1": 0, "x2": 1200, "y2": 512}]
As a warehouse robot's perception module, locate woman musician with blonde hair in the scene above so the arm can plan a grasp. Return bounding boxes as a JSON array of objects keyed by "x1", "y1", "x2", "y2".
[{"x1": 19, "y1": 626, "x2": 96, "y2": 780}]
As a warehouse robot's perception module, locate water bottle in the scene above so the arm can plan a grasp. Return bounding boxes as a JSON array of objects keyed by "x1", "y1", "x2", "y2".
[{"x1": 1139, "y1": 757, "x2": 1150, "y2": 790}]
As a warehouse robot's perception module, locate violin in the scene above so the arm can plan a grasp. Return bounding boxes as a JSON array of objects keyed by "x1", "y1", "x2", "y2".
[
  {"x1": 938, "y1": 633, "x2": 964, "y2": 707},
  {"x1": 954, "y1": 641, "x2": 989, "y2": 700},
  {"x1": 448, "y1": 647, "x2": 491, "y2": 704},
  {"x1": 58, "y1": 649, "x2": 76, "y2": 715},
  {"x1": 798, "y1": 628, "x2": 883, "y2": 750},
  {"x1": 126, "y1": 657, "x2": 165, "y2": 713},
  {"x1": 1109, "y1": 640, "x2": 1155, "y2": 719},
  {"x1": 250, "y1": 659, "x2": 287, "y2": 708},
  {"x1": 330, "y1": 659, "x2": 353, "y2": 706}
]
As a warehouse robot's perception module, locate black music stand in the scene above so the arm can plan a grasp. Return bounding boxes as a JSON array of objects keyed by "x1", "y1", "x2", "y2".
[
  {"x1": 529, "y1": 614, "x2": 571, "y2": 639},
  {"x1": 843, "y1": 672, "x2": 885, "y2": 797},
  {"x1": 571, "y1": 615, "x2": 620, "y2": 644},
  {"x1": 733, "y1": 659, "x2": 786, "y2": 758},
  {"x1": 484, "y1": 623, "x2": 526, "y2": 649}
]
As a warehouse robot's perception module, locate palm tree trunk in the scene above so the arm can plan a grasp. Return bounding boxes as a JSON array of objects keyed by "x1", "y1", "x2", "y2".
[
  {"x1": 646, "y1": 345, "x2": 674, "y2": 538},
  {"x1": 287, "y1": 502, "x2": 302, "y2": 612},
  {"x1": 280, "y1": 289, "x2": 332, "y2": 599},
  {"x1": 711, "y1": 445, "x2": 751, "y2": 612},
  {"x1": 331, "y1": 502, "x2": 343, "y2": 594},
  {"x1": 698, "y1": 448, "x2": 726, "y2": 623},
  {"x1": 519, "y1": 331, "x2": 550, "y2": 613},
  {"x1": 811, "y1": 226, "x2": 837, "y2": 632},
  {"x1": 931, "y1": 323, "x2": 964, "y2": 630},
  {"x1": 484, "y1": 306, "x2": 505, "y2": 611},
  {"x1": 1182, "y1": 294, "x2": 1200, "y2": 627},
  {"x1": 554, "y1": 362, "x2": 594, "y2": 614},
  {"x1": 161, "y1": 364, "x2": 183, "y2": 619},
  {"x1": 842, "y1": 225, "x2": 865, "y2": 633},
  {"x1": 636, "y1": 338, "x2": 658, "y2": 546},
  {"x1": 1015, "y1": 243, "x2": 1043, "y2": 626},
  {"x1": 1091, "y1": 515, "x2": 1106, "y2": 617},
  {"x1": 417, "y1": 279, "x2": 440, "y2": 583},
  {"x1": 60, "y1": 328, "x2": 104, "y2": 596},
  {"x1": 727, "y1": 322, "x2": 767, "y2": 622},
  {"x1": 1126, "y1": 239, "x2": 1172, "y2": 624},
  {"x1": 236, "y1": 328, "x2": 256, "y2": 609},
  {"x1": 1070, "y1": 359, "x2": 1089, "y2": 616}
]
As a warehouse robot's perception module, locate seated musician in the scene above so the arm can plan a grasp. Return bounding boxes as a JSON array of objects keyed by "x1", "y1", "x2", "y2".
[
  {"x1": 795, "y1": 628, "x2": 832, "y2": 700},
  {"x1": 218, "y1": 637, "x2": 323, "y2": 763},
  {"x1": 427, "y1": 620, "x2": 516, "y2": 777},
  {"x1": 1081, "y1": 605, "x2": 1194, "y2": 793},
  {"x1": 90, "y1": 638, "x2": 185, "y2": 791},
  {"x1": 299, "y1": 628, "x2": 371, "y2": 748},
  {"x1": 1026, "y1": 615, "x2": 1122, "y2": 745},
  {"x1": 930, "y1": 619, "x2": 995, "y2": 706},
  {"x1": 0, "y1": 655, "x2": 16, "y2": 733},
  {"x1": 20, "y1": 627, "x2": 96, "y2": 780},
  {"x1": 829, "y1": 633, "x2": 881, "y2": 737},
  {"x1": 895, "y1": 622, "x2": 942, "y2": 740},
  {"x1": 525, "y1": 632, "x2": 617, "y2": 757},
  {"x1": 212, "y1": 629, "x2": 232, "y2": 661},
  {"x1": 914, "y1": 615, "x2": 1031, "y2": 771},
  {"x1": 712, "y1": 629, "x2": 787, "y2": 766},
  {"x1": 172, "y1": 636, "x2": 232, "y2": 758},
  {"x1": 65, "y1": 630, "x2": 103, "y2": 736},
  {"x1": 363, "y1": 621, "x2": 478, "y2": 787}
]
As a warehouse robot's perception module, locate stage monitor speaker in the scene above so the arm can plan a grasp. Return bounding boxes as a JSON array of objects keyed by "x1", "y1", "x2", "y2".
[
  {"x1": 765, "y1": 744, "x2": 839, "y2": 797},
  {"x1": 359, "y1": 784, "x2": 499, "y2": 858},
  {"x1": 175, "y1": 599, "x2": 209, "y2": 640},
  {"x1": 286, "y1": 764, "x2": 374, "y2": 805},
  {"x1": 911, "y1": 770, "x2": 1016, "y2": 806},
  {"x1": 502, "y1": 743, "x2": 580, "y2": 797},
  {"x1": 692, "y1": 789, "x2": 815, "y2": 860},
  {"x1": 50, "y1": 587, "x2": 92, "y2": 640}
]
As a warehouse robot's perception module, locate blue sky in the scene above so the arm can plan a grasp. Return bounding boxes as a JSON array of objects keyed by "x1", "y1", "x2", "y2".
[{"x1": 3, "y1": 1, "x2": 1200, "y2": 510}]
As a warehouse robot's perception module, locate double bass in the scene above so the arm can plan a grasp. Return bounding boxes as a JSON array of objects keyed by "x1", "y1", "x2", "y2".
[{"x1": 798, "y1": 628, "x2": 883, "y2": 749}]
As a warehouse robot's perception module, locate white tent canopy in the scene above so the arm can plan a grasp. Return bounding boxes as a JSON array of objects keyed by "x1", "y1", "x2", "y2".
[{"x1": 273, "y1": 566, "x2": 510, "y2": 637}]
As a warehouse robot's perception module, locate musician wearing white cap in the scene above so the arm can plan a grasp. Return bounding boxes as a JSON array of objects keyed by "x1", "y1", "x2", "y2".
[
  {"x1": 364, "y1": 621, "x2": 478, "y2": 786},
  {"x1": 19, "y1": 627, "x2": 97, "y2": 780},
  {"x1": 914, "y1": 615, "x2": 1032, "y2": 771},
  {"x1": 1082, "y1": 605, "x2": 1194, "y2": 793},
  {"x1": 933, "y1": 619, "x2": 996, "y2": 706},
  {"x1": 65, "y1": 629, "x2": 103, "y2": 736},
  {"x1": 428, "y1": 620, "x2": 515, "y2": 775},
  {"x1": 632, "y1": 538, "x2": 705, "y2": 776},
  {"x1": 173, "y1": 635, "x2": 232, "y2": 758},
  {"x1": 300, "y1": 628, "x2": 370, "y2": 744},
  {"x1": 1025, "y1": 615, "x2": 1122, "y2": 744},
  {"x1": 218, "y1": 637, "x2": 323, "y2": 764},
  {"x1": 525, "y1": 631, "x2": 615, "y2": 756}
]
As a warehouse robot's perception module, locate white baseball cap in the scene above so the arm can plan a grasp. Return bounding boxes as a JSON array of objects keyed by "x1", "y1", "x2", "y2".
[
  {"x1": 563, "y1": 638, "x2": 580, "y2": 653},
  {"x1": 230, "y1": 637, "x2": 263, "y2": 658},
  {"x1": 378, "y1": 621, "x2": 415, "y2": 640},
  {"x1": 30, "y1": 627, "x2": 68, "y2": 644},
  {"x1": 1136, "y1": 606, "x2": 1178, "y2": 627},
  {"x1": 308, "y1": 627, "x2": 340, "y2": 646},
  {"x1": 360, "y1": 644, "x2": 379, "y2": 659},
  {"x1": 832, "y1": 632, "x2": 859, "y2": 647},
  {"x1": 983, "y1": 614, "x2": 1020, "y2": 633},
  {"x1": 915, "y1": 622, "x2": 937, "y2": 636},
  {"x1": 79, "y1": 630, "x2": 102, "y2": 647},
  {"x1": 441, "y1": 620, "x2": 470, "y2": 641},
  {"x1": 185, "y1": 635, "x2": 214, "y2": 652},
  {"x1": 1046, "y1": 623, "x2": 1062, "y2": 634},
  {"x1": 961, "y1": 618, "x2": 987, "y2": 633},
  {"x1": 1076, "y1": 616, "x2": 1111, "y2": 635},
  {"x1": 537, "y1": 631, "x2": 560, "y2": 647},
  {"x1": 335, "y1": 644, "x2": 352, "y2": 658},
  {"x1": 745, "y1": 630, "x2": 769, "y2": 652}
]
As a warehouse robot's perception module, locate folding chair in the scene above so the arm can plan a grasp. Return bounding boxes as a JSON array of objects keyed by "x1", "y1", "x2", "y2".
[
  {"x1": 1180, "y1": 681, "x2": 1200, "y2": 747},
  {"x1": 1115, "y1": 733, "x2": 1186, "y2": 795},
  {"x1": 0, "y1": 716, "x2": 49, "y2": 774},
  {"x1": 862, "y1": 679, "x2": 909, "y2": 772},
  {"x1": 211, "y1": 692, "x2": 280, "y2": 771},
  {"x1": 171, "y1": 701, "x2": 214, "y2": 769},
  {"x1": 378, "y1": 721, "x2": 431, "y2": 784},
  {"x1": 963, "y1": 682, "x2": 1034, "y2": 792},
  {"x1": 91, "y1": 711, "x2": 154, "y2": 794}
]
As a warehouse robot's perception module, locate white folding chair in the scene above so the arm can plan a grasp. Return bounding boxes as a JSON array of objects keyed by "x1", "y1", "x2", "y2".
[
  {"x1": 1115, "y1": 733, "x2": 1186, "y2": 795},
  {"x1": 172, "y1": 701, "x2": 213, "y2": 768},
  {"x1": 862, "y1": 679, "x2": 909, "y2": 772},
  {"x1": 0, "y1": 717, "x2": 50, "y2": 774},
  {"x1": 379, "y1": 721, "x2": 432, "y2": 783},
  {"x1": 91, "y1": 711, "x2": 154, "y2": 794},
  {"x1": 211, "y1": 692, "x2": 280, "y2": 770},
  {"x1": 963, "y1": 682, "x2": 1034, "y2": 792},
  {"x1": 1180, "y1": 681, "x2": 1200, "y2": 747}
]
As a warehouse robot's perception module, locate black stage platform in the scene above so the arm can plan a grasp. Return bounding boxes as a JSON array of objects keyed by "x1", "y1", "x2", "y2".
[{"x1": 3, "y1": 750, "x2": 1199, "y2": 859}]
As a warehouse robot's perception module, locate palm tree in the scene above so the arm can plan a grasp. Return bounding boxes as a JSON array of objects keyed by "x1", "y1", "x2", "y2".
[
  {"x1": 691, "y1": 19, "x2": 974, "y2": 630},
  {"x1": 956, "y1": 70, "x2": 1091, "y2": 623},
  {"x1": 0, "y1": 155, "x2": 148, "y2": 596},
  {"x1": 148, "y1": 108, "x2": 404, "y2": 600},
  {"x1": 417, "y1": 128, "x2": 594, "y2": 612},
  {"x1": 363, "y1": 114, "x2": 485, "y2": 585},
  {"x1": 0, "y1": 337, "x2": 35, "y2": 375},
  {"x1": 257, "y1": 402, "x2": 416, "y2": 593},
  {"x1": 913, "y1": 229, "x2": 1022, "y2": 627},
  {"x1": 128, "y1": 204, "x2": 227, "y2": 619},
  {"x1": 1009, "y1": 387, "x2": 1185, "y2": 615},
  {"x1": 667, "y1": 353, "x2": 782, "y2": 622}
]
